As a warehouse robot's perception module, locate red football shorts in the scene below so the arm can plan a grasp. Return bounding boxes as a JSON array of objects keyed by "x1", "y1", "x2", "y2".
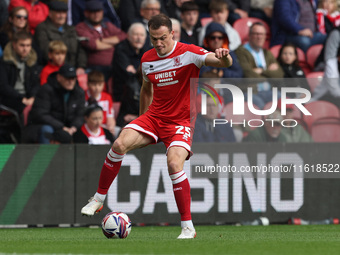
[{"x1": 124, "y1": 112, "x2": 193, "y2": 159}]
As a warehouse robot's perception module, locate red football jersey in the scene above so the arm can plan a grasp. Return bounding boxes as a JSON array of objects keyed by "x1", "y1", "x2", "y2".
[
  {"x1": 85, "y1": 91, "x2": 114, "y2": 124},
  {"x1": 141, "y1": 41, "x2": 210, "y2": 125}
]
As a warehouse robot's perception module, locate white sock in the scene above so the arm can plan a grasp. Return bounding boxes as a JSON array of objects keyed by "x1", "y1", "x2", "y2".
[
  {"x1": 181, "y1": 220, "x2": 194, "y2": 229},
  {"x1": 94, "y1": 192, "x2": 106, "y2": 202}
]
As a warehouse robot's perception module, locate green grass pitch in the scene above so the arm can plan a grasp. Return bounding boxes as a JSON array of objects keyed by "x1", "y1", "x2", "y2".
[{"x1": 0, "y1": 225, "x2": 340, "y2": 255}]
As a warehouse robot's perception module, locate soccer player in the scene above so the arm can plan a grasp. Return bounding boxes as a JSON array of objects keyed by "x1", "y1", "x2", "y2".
[{"x1": 81, "y1": 14, "x2": 232, "y2": 239}]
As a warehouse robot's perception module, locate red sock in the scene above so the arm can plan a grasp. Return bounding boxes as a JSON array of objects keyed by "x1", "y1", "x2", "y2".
[
  {"x1": 97, "y1": 149, "x2": 125, "y2": 195},
  {"x1": 170, "y1": 170, "x2": 192, "y2": 221}
]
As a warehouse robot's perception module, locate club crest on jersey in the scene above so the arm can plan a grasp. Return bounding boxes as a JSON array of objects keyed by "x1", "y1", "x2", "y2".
[{"x1": 173, "y1": 56, "x2": 182, "y2": 67}]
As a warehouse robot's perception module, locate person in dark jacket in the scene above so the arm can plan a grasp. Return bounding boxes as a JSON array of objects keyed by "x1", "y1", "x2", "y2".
[
  {"x1": 112, "y1": 23, "x2": 149, "y2": 127},
  {"x1": 0, "y1": 31, "x2": 40, "y2": 115},
  {"x1": 277, "y1": 42, "x2": 310, "y2": 97},
  {"x1": 34, "y1": 1, "x2": 87, "y2": 72},
  {"x1": 23, "y1": 64, "x2": 85, "y2": 144}
]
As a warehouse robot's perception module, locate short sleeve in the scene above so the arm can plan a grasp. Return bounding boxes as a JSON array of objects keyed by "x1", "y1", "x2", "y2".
[{"x1": 187, "y1": 44, "x2": 211, "y2": 68}]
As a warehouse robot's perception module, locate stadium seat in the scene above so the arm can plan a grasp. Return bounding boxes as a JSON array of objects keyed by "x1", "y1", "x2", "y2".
[
  {"x1": 232, "y1": 17, "x2": 271, "y2": 48},
  {"x1": 113, "y1": 101, "x2": 121, "y2": 120},
  {"x1": 306, "y1": 44, "x2": 323, "y2": 70},
  {"x1": 77, "y1": 73, "x2": 88, "y2": 91},
  {"x1": 200, "y1": 17, "x2": 213, "y2": 27},
  {"x1": 23, "y1": 104, "x2": 32, "y2": 126},
  {"x1": 303, "y1": 101, "x2": 340, "y2": 132},
  {"x1": 305, "y1": 72, "x2": 324, "y2": 93},
  {"x1": 311, "y1": 120, "x2": 340, "y2": 142},
  {"x1": 269, "y1": 45, "x2": 281, "y2": 58}
]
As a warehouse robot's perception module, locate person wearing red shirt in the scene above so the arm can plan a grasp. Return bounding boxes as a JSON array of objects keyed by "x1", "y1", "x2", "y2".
[
  {"x1": 81, "y1": 14, "x2": 232, "y2": 239},
  {"x1": 8, "y1": 0, "x2": 49, "y2": 34},
  {"x1": 40, "y1": 40, "x2": 67, "y2": 85}
]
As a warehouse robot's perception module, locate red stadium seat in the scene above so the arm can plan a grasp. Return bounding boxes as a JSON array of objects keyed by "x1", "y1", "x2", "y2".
[
  {"x1": 306, "y1": 44, "x2": 323, "y2": 70},
  {"x1": 232, "y1": 17, "x2": 271, "y2": 48},
  {"x1": 305, "y1": 72, "x2": 324, "y2": 93},
  {"x1": 269, "y1": 45, "x2": 281, "y2": 58},
  {"x1": 200, "y1": 17, "x2": 213, "y2": 27},
  {"x1": 113, "y1": 102, "x2": 121, "y2": 120},
  {"x1": 311, "y1": 120, "x2": 340, "y2": 142},
  {"x1": 303, "y1": 101, "x2": 340, "y2": 132},
  {"x1": 77, "y1": 73, "x2": 88, "y2": 91}
]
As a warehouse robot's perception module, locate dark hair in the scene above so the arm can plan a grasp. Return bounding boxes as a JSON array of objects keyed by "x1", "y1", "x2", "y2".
[
  {"x1": 88, "y1": 70, "x2": 105, "y2": 83},
  {"x1": 278, "y1": 42, "x2": 300, "y2": 67},
  {"x1": 148, "y1": 14, "x2": 172, "y2": 32},
  {"x1": 84, "y1": 104, "x2": 103, "y2": 117},
  {"x1": 249, "y1": 21, "x2": 266, "y2": 34},
  {"x1": 209, "y1": 0, "x2": 228, "y2": 13},
  {"x1": 12, "y1": 30, "x2": 32, "y2": 43},
  {"x1": 0, "y1": 7, "x2": 30, "y2": 40},
  {"x1": 181, "y1": 2, "x2": 199, "y2": 13}
]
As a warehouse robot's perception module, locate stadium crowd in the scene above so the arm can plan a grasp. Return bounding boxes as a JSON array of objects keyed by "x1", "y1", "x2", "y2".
[{"x1": 0, "y1": 0, "x2": 340, "y2": 144}]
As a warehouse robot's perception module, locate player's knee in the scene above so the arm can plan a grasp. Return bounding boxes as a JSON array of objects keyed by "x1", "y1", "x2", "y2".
[
  {"x1": 112, "y1": 138, "x2": 127, "y2": 154},
  {"x1": 167, "y1": 159, "x2": 182, "y2": 173}
]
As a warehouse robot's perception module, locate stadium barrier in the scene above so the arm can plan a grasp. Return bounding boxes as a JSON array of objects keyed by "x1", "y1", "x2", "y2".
[{"x1": 0, "y1": 144, "x2": 340, "y2": 226}]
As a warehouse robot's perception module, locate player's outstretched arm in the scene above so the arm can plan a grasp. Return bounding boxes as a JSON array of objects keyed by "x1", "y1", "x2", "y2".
[
  {"x1": 205, "y1": 48, "x2": 233, "y2": 68},
  {"x1": 139, "y1": 79, "x2": 153, "y2": 115}
]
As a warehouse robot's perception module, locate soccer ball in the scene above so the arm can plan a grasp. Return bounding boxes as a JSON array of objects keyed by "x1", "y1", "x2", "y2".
[{"x1": 101, "y1": 212, "x2": 132, "y2": 239}]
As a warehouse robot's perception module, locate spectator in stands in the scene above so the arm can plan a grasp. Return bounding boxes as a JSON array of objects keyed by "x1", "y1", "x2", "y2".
[
  {"x1": 135, "y1": 0, "x2": 161, "y2": 33},
  {"x1": 226, "y1": 0, "x2": 250, "y2": 25},
  {"x1": 118, "y1": 0, "x2": 168, "y2": 32},
  {"x1": 194, "y1": 96, "x2": 236, "y2": 143},
  {"x1": 277, "y1": 99, "x2": 313, "y2": 142},
  {"x1": 73, "y1": 104, "x2": 115, "y2": 144},
  {"x1": 180, "y1": 1, "x2": 200, "y2": 45},
  {"x1": 249, "y1": 0, "x2": 274, "y2": 25},
  {"x1": 165, "y1": 0, "x2": 191, "y2": 21},
  {"x1": 198, "y1": 0, "x2": 241, "y2": 51},
  {"x1": 243, "y1": 110, "x2": 287, "y2": 142},
  {"x1": 0, "y1": 31, "x2": 39, "y2": 115},
  {"x1": 0, "y1": 6, "x2": 30, "y2": 50},
  {"x1": 40, "y1": 40, "x2": 67, "y2": 85},
  {"x1": 34, "y1": 1, "x2": 87, "y2": 74},
  {"x1": 68, "y1": 0, "x2": 121, "y2": 28},
  {"x1": 271, "y1": 0, "x2": 327, "y2": 52},
  {"x1": 8, "y1": 0, "x2": 48, "y2": 34},
  {"x1": 0, "y1": 0, "x2": 9, "y2": 28},
  {"x1": 277, "y1": 42, "x2": 310, "y2": 97},
  {"x1": 75, "y1": 0, "x2": 126, "y2": 81},
  {"x1": 112, "y1": 23, "x2": 148, "y2": 127},
  {"x1": 312, "y1": 28, "x2": 340, "y2": 107},
  {"x1": 170, "y1": 18, "x2": 181, "y2": 41},
  {"x1": 24, "y1": 64, "x2": 85, "y2": 144},
  {"x1": 235, "y1": 22, "x2": 284, "y2": 108},
  {"x1": 85, "y1": 70, "x2": 116, "y2": 135},
  {"x1": 201, "y1": 22, "x2": 243, "y2": 79},
  {"x1": 316, "y1": 0, "x2": 340, "y2": 35}
]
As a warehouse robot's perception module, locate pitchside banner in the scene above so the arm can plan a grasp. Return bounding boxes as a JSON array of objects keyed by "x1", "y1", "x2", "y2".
[{"x1": 0, "y1": 144, "x2": 340, "y2": 226}]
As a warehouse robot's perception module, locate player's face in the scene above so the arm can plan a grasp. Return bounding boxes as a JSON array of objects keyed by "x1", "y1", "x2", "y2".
[
  {"x1": 86, "y1": 110, "x2": 103, "y2": 131},
  {"x1": 149, "y1": 26, "x2": 175, "y2": 56},
  {"x1": 280, "y1": 46, "x2": 296, "y2": 65}
]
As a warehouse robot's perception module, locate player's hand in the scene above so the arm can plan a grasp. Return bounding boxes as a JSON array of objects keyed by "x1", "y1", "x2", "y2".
[{"x1": 215, "y1": 48, "x2": 230, "y2": 59}]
